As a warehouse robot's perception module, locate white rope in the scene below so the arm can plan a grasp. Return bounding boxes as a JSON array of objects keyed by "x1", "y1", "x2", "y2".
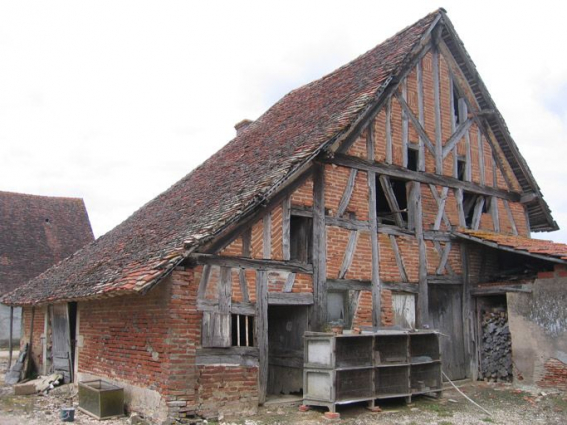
[{"x1": 442, "y1": 371, "x2": 493, "y2": 417}]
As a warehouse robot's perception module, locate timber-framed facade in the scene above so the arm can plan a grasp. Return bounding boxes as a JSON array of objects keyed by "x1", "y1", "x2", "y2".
[{"x1": 4, "y1": 9, "x2": 566, "y2": 423}]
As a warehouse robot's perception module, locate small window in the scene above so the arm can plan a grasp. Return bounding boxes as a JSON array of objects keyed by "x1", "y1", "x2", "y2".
[
  {"x1": 327, "y1": 291, "x2": 348, "y2": 326},
  {"x1": 376, "y1": 177, "x2": 408, "y2": 227},
  {"x1": 290, "y1": 215, "x2": 313, "y2": 263},
  {"x1": 463, "y1": 193, "x2": 490, "y2": 228},
  {"x1": 407, "y1": 147, "x2": 418, "y2": 172},
  {"x1": 457, "y1": 159, "x2": 466, "y2": 181},
  {"x1": 231, "y1": 314, "x2": 255, "y2": 347}
]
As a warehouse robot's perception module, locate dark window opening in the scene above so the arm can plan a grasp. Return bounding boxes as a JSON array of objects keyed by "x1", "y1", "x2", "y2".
[
  {"x1": 453, "y1": 84, "x2": 461, "y2": 126},
  {"x1": 231, "y1": 314, "x2": 255, "y2": 347},
  {"x1": 407, "y1": 147, "x2": 419, "y2": 172},
  {"x1": 376, "y1": 177, "x2": 408, "y2": 227},
  {"x1": 457, "y1": 159, "x2": 466, "y2": 181},
  {"x1": 290, "y1": 215, "x2": 313, "y2": 263},
  {"x1": 463, "y1": 193, "x2": 489, "y2": 228}
]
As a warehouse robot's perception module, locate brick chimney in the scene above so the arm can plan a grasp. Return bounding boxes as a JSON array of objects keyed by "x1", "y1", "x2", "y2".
[{"x1": 234, "y1": 119, "x2": 253, "y2": 136}]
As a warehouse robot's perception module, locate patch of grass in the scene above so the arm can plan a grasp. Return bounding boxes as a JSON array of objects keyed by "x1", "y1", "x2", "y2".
[
  {"x1": 481, "y1": 418, "x2": 494, "y2": 423},
  {"x1": 423, "y1": 402, "x2": 453, "y2": 417},
  {"x1": 439, "y1": 421, "x2": 454, "y2": 425}
]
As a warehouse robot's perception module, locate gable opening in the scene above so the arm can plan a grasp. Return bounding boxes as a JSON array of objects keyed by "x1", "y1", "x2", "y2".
[
  {"x1": 463, "y1": 193, "x2": 490, "y2": 228},
  {"x1": 290, "y1": 215, "x2": 313, "y2": 263},
  {"x1": 457, "y1": 158, "x2": 466, "y2": 181},
  {"x1": 376, "y1": 176, "x2": 408, "y2": 228},
  {"x1": 407, "y1": 146, "x2": 419, "y2": 172},
  {"x1": 452, "y1": 82, "x2": 461, "y2": 126}
]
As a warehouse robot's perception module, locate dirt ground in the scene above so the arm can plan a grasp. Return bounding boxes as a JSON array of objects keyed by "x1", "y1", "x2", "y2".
[{"x1": 1, "y1": 352, "x2": 566, "y2": 425}]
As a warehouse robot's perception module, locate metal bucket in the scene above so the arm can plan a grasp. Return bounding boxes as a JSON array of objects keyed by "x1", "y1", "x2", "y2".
[{"x1": 60, "y1": 407, "x2": 75, "y2": 422}]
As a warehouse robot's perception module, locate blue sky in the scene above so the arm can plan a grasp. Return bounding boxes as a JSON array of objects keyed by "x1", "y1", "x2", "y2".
[{"x1": 1, "y1": 1, "x2": 567, "y2": 242}]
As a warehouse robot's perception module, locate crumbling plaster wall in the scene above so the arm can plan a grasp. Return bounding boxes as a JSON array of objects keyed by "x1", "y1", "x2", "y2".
[{"x1": 508, "y1": 276, "x2": 567, "y2": 390}]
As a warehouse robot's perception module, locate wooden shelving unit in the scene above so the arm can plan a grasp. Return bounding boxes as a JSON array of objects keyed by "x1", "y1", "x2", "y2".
[{"x1": 303, "y1": 330, "x2": 442, "y2": 413}]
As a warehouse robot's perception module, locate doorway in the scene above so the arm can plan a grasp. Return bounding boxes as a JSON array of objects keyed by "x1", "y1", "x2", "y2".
[
  {"x1": 50, "y1": 302, "x2": 77, "y2": 383},
  {"x1": 267, "y1": 305, "x2": 308, "y2": 397}
]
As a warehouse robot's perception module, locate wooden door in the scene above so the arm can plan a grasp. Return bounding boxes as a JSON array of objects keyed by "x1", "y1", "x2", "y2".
[
  {"x1": 51, "y1": 304, "x2": 73, "y2": 383},
  {"x1": 429, "y1": 284, "x2": 466, "y2": 380}
]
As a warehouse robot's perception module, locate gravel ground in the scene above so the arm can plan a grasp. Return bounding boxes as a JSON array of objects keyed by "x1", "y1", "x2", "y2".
[{"x1": 1, "y1": 353, "x2": 566, "y2": 425}]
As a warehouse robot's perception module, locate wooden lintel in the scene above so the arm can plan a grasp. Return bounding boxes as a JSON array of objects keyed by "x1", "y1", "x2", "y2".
[
  {"x1": 322, "y1": 154, "x2": 520, "y2": 201},
  {"x1": 442, "y1": 118, "x2": 473, "y2": 158},
  {"x1": 268, "y1": 292, "x2": 314, "y2": 305},
  {"x1": 471, "y1": 284, "x2": 533, "y2": 296},
  {"x1": 197, "y1": 299, "x2": 255, "y2": 315},
  {"x1": 196, "y1": 347, "x2": 259, "y2": 367},
  {"x1": 327, "y1": 279, "x2": 419, "y2": 294},
  {"x1": 395, "y1": 91, "x2": 435, "y2": 154},
  {"x1": 190, "y1": 253, "x2": 313, "y2": 274}
]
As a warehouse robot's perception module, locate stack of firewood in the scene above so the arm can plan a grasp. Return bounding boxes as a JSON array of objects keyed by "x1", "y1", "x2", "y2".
[{"x1": 480, "y1": 309, "x2": 512, "y2": 382}]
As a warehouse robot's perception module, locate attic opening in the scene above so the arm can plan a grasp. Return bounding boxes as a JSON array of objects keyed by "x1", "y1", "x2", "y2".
[
  {"x1": 453, "y1": 82, "x2": 461, "y2": 126},
  {"x1": 463, "y1": 193, "x2": 490, "y2": 228},
  {"x1": 407, "y1": 146, "x2": 419, "y2": 172},
  {"x1": 290, "y1": 215, "x2": 313, "y2": 263},
  {"x1": 457, "y1": 158, "x2": 466, "y2": 181},
  {"x1": 376, "y1": 176, "x2": 408, "y2": 227}
]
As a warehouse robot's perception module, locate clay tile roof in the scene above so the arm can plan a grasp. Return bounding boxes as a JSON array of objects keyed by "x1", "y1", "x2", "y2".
[
  {"x1": 0, "y1": 191, "x2": 94, "y2": 295},
  {"x1": 456, "y1": 229, "x2": 567, "y2": 263},
  {"x1": 2, "y1": 10, "x2": 441, "y2": 306}
]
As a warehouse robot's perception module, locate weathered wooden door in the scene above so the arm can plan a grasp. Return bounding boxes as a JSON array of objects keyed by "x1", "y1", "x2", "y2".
[
  {"x1": 429, "y1": 284, "x2": 466, "y2": 380},
  {"x1": 51, "y1": 304, "x2": 73, "y2": 383}
]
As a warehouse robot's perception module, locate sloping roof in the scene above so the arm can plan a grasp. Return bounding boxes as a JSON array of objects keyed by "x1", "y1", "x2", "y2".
[
  {"x1": 455, "y1": 229, "x2": 567, "y2": 264},
  {"x1": 2, "y1": 9, "x2": 557, "y2": 305},
  {"x1": 0, "y1": 191, "x2": 94, "y2": 295}
]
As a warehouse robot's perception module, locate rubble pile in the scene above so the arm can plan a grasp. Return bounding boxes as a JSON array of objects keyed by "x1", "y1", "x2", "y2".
[{"x1": 480, "y1": 308, "x2": 512, "y2": 382}]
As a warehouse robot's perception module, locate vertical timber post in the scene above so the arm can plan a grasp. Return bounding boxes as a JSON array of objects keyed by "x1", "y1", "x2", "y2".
[
  {"x1": 256, "y1": 270, "x2": 268, "y2": 404},
  {"x1": 367, "y1": 123, "x2": 382, "y2": 328},
  {"x1": 415, "y1": 182, "x2": 429, "y2": 327},
  {"x1": 8, "y1": 306, "x2": 13, "y2": 370},
  {"x1": 312, "y1": 163, "x2": 327, "y2": 330}
]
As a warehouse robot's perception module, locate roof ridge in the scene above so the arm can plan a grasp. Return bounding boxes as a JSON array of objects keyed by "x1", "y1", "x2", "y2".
[{"x1": 0, "y1": 190, "x2": 86, "y2": 202}]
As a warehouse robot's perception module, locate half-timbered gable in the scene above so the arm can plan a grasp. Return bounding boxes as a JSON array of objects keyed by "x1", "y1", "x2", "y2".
[{"x1": 3, "y1": 9, "x2": 566, "y2": 422}]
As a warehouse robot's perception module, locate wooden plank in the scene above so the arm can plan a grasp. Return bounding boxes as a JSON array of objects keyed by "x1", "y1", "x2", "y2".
[
  {"x1": 197, "y1": 265, "x2": 212, "y2": 300},
  {"x1": 503, "y1": 199, "x2": 518, "y2": 235},
  {"x1": 491, "y1": 196, "x2": 500, "y2": 233},
  {"x1": 336, "y1": 168, "x2": 358, "y2": 217},
  {"x1": 327, "y1": 279, "x2": 419, "y2": 294},
  {"x1": 263, "y1": 212, "x2": 271, "y2": 259},
  {"x1": 282, "y1": 197, "x2": 291, "y2": 261},
  {"x1": 239, "y1": 268, "x2": 250, "y2": 303},
  {"x1": 395, "y1": 92, "x2": 435, "y2": 155},
  {"x1": 460, "y1": 99, "x2": 472, "y2": 181},
  {"x1": 423, "y1": 231, "x2": 453, "y2": 241},
  {"x1": 312, "y1": 163, "x2": 327, "y2": 329},
  {"x1": 378, "y1": 224, "x2": 414, "y2": 237},
  {"x1": 8, "y1": 306, "x2": 13, "y2": 370},
  {"x1": 477, "y1": 127, "x2": 485, "y2": 186},
  {"x1": 416, "y1": 60, "x2": 426, "y2": 171},
  {"x1": 218, "y1": 267, "x2": 232, "y2": 313},
  {"x1": 190, "y1": 253, "x2": 313, "y2": 274},
  {"x1": 429, "y1": 185, "x2": 450, "y2": 230},
  {"x1": 283, "y1": 272, "x2": 296, "y2": 293},
  {"x1": 366, "y1": 120, "x2": 375, "y2": 161},
  {"x1": 379, "y1": 175, "x2": 404, "y2": 227},
  {"x1": 338, "y1": 230, "x2": 359, "y2": 279},
  {"x1": 268, "y1": 292, "x2": 314, "y2": 305},
  {"x1": 471, "y1": 196, "x2": 485, "y2": 230},
  {"x1": 471, "y1": 284, "x2": 533, "y2": 296},
  {"x1": 196, "y1": 347, "x2": 259, "y2": 367},
  {"x1": 326, "y1": 216, "x2": 370, "y2": 231},
  {"x1": 389, "y1": 235, "x2": 408, "y2": 282},
  {"x1": 401, "y1": 80, "x2": 409, "y2": 168},
  {"x1": 433, "y1": 47, "x2": 443, "y2": 174},
  {"x1": 348, "y1": 290, "x2": 361, "y2": 328},
  {"x1": 322, "y1": 155, "x2": 520, "y2": 201},
  {"x1": 427, "y1": 275, "x2": 462, "y2": 285},
  {"x1": 441, "y1": 118, "x2": 473, "y2": 158},
  {"x1": 256, "y1": 270, "x2": 268, "y2": 404},
  {"x1": 386, "y1": 98, "x2": 393, "y2": 164}
]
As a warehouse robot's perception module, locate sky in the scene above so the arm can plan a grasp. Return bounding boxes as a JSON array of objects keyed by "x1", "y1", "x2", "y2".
[{"x1": 1, "y1": 1, "x2": 567, "y2": 242}]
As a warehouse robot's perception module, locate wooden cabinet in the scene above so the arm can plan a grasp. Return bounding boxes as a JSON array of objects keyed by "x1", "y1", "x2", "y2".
[{"x1": 303, "y1": 330, "x2": 442, "y2": 412}]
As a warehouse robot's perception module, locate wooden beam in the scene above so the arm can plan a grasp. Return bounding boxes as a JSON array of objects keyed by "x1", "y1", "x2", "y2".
[
  {"x1": 196, "y1": 347, "x2": 259, "y2": 367},
  {"x1": 401, "y1": 80, "x2": 409, "y2": 168},
  {"x1": 338, "y1": 230, "x2": 359, "y2": 279},
  {"x1": 415, "y1": 182, "x2": 429, "y2": 326},
  {"x1": 368, "y1": 166, "x2": 382, "y2": 328},
  {"x1": 323, "y1": 154, "x2": 520, "y2": 201},
  {"x1": 442, "y1": 118, "x2": 473, "y2": 158},
  {"x1": 283, "y1": 272, "x2": 296, "y2": 293},
  {"x1": 430, "y1": 185, "x2": 450, "y2": 230},
  {"x1": 471, "y1": 196, "x2": 485, "y2": 230},
  {"x1": 386, "y1": 98, "x2": 393, "y2": 164},
  {"x1": 503, "y1": 200, "x2": 518, "y2": 235},
  {"x1": 395, "y1": 91, "x2": 435, "y2": 155},
  {"x1": 417, "y1": 60, "x2": 426, "y2": 171},
  {"x1": 455, "y1": 188, "x2": 466, "y2": 227},
  {"x1": 478, "y1": 127, "x2": 485, "y2": 186},
  {"x1": 390, "y1": 235, "x2": 408, "y2": 282},
  {"x1": 366, "y1": 120, "x2": 375, "y2": 161},
  {"x1": 433, "y1": 46, "x2": 443, "y2": 174},
  {"x1": 336, "y1": 168, "x2": 357, "y2": 217},
  {"x1": 190, "y1": 253, "x2": 313, "y2": 274},
  {"x1": 326, "y1": 216, "x2": 370, "y2": 231},
  {"x1": 218, "y1": 267, "x2": 232, "y2": 313},
  {"x1": 471, "y1": 284, "x2": 533, "y2": 296},
  {"x1": 433, "y1": 241, "x2": 455, "y2": 276},
  {"x1": 491, "y1": 196, "x2": 500, "y2": 233},
  {"x1": 263, "y1": 212, "x2": 271, "y2": 259},
  {"x1": 327, "y1": 279, "x2": 419, "y2": 294},
  {"x1": 256, "y1": 270, "x2": 268, "y2": 404},
  {"x1": 197, "y1": 299, "x2": 255, "y2": 315},
  {"x1": 268, "y1": 292, "x2": 314, "y2": 305},
  {"x1": 312, "y1": 163, "x2": 327, "y2": 329}
]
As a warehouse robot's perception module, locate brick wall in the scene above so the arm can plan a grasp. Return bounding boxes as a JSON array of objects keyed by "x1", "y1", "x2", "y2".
[
  {"x1": 20, "y1": 305, "x2": 45, "y2": 372},
  {"x1": 537, "y1": 358, "x2": 567, "y2": 391}
]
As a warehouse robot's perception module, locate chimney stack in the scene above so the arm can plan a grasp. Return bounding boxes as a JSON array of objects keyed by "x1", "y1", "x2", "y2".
[{"x1": 235, "y1": 119, "x2": 253, "y2": 136}]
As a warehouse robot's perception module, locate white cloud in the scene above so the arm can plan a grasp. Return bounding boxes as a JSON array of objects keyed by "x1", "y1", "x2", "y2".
[{"x1": 1, "y1": 0, "x2": 567, "y2": 242}]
